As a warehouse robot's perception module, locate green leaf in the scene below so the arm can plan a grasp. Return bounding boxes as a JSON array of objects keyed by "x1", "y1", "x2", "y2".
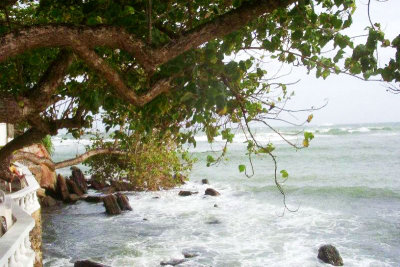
[
  {"x1": 280, "y1": 170, "x2": 289, "y2": 178},
  {"x1": 238, "y1": 164, "x2": 246, "y2": 173}
]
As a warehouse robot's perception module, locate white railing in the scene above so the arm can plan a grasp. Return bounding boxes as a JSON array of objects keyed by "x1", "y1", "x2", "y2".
[
  {"x1": 0, "y1": 162, "x2": 41, "y2": 267},
  {"x1": 9, "y1": 163, "x2": 41, "y2": 216}
]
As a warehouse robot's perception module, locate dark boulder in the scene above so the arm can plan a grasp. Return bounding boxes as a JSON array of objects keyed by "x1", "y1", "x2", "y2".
[
  {"x1": 84, "y1": 195, "x2": 105, "y2": 203},
  {"x1": 206, "y1": 219, "x2": 221, "y2": 224},
  {"x1": 66, "y1": 178, "x2": 84, "y2": 196},
  {"x1": 182, "y1": 250, "x2": 200, "y2": 258},
  {"x1": 56, "y1": 174, "x2": 70, "y2": 202},
  {"x1": 178, "y1": 190, "x2": 197, "y2": 196},
  {"x1": 214, "y1": 204, "x2": 218, "y2": 208},
  {"x1": 74, "y1": 260, "x2": 110, "y2": 267},
  {"x1": 115, "y1": 193, "x2": 132, "y2": 211},
  {"x1": 89, "y1": 179, "x2": 106, "y2": 190},
  {"x1": 103, "y1": 194, "x2": 121, "y2": 215},
  {"x1": 160, "y1": 259, "x2": 187, "y2": 266},
  {"x1": 71, "y1": 166, "x2": 88, "y2": 193},
  {"x1": 201, "y1": 179, "x2": 209, "y2": 184},
  {"x1": 111, "y1": 180, "x2": 136, "y2": 191},
  {"x1": 205, "y1": 188, "x2": 220, "y2": 196},
  {"x1": 317, "y1": 244, "x2": 343, "y2": 266}
]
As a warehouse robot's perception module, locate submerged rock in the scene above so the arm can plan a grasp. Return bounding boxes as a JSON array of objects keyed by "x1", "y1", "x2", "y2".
[
  {"x1": 115, "y1": 193, "x2": 132, "y2": 211},
  {"x1": 84, "y1": 195, "x2": 105, "y2": 203},
  {"x1": 71, "y1": 166, "x2": 88, "y2": 193},
  {"x1": 178, "y1": 190, "x2": 198, "y2": 196},
  {"x1": 206, "y1": 219, "x2": 221, "y2": 224},
  {"x1": 204, "y1": 188, "x2": 220, "y2": 196},
  {"x1": 201, "y1": 179, "x2": 209, "y2": 184},
  {"x1": 74, "y1": 260, "x2": 110, "y2": 267},
  {"x1": 111, "y1": 180, "x2": 136, "y2": 191},
  {"x1": 160, "y1": 258, "x2": 188, "y2": 266},
  {"x1": 66, "y1": 178, "x2": 84, "y2": 196},
  {"x1": 182, "y1": 249, "x2": 200, "y2": 258},
  {"x1": 89, "y1": 175, "x2": 106, "y2": 190},
  {"x1": 317, "y1": 244, "x2": 343, "y2": 266},
  {"x1": 103, "y1": 194, "x2": 121, "y2": 215},
  {"x1": 56, "y1": 174, "x2": 70, "y2": 202}
]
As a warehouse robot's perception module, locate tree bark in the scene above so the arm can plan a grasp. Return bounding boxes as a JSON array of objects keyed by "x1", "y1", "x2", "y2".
[{"x1": 54, "y1": 148, "x2": 126, "y2": 169}]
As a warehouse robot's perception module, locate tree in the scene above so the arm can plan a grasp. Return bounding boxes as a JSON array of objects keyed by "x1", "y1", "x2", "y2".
[{"x1": 0, "y1": 0, "x2": 399, "y2": 191}]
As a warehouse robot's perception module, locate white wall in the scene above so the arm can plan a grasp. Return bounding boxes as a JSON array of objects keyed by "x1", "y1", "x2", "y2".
[{"x1": 0, "y1": 123, "x2": 7, "y2": 147}]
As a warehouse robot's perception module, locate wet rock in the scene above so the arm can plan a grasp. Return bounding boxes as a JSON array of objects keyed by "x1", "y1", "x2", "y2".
[
  {"x1": 160, "y1": 258, "x2": 188, "y2": 266},
  {"x1": 56, "y1": 174, "x2": 70, "y2": 202},
  {"x1": 214, "y1": 204, "x2": 218, "y2": 208},
  {"x1": 111, "y1": 180, "x2": 136, "y2": 191},
  {"x1": 66, "y1": 178, "x2": 84, "y2": 196},
  {"x1": 89, "y1": 178, "x2": 106, "y2": 190},
  {"x1": 152, "y1": 196, "x2": 160, "y2": 199},
  {"x1": 115, "y1": 193, "x2": 132, "y2": 211},
  {"x1": 182, "y1": 250, "x2": 200, "y2": 258},
  {"x1": 40, "y1": 195, "x2": 58, "y2": 207},
  {"x1": 101, "y1": 186, "x2": 116, "y2": 194},
  {"x1": 74, "y1": 260, "x2": 110, "y2": 267},
  {"x1": 103, "y1": 194, "x2": 121, "y2": 215},
  {"x1": 206, "y1": 219, "x2": 221, "y2": 224},
  {"x1": 84, "y1": 195, "x2": 105, "y2": 203},
  {"x1": 71, "y1": 166, "x2": 88, "y2": 193},
  {"x1": 69, "y1": 194, "x2": 81, "y2": 203},
  {"x1": 205, "y1": 188, "x2": 220, "y2": 196},
  {"x1": 201, "y1": 179, "x2": 209, "y2": 184},
  {"x1": 178, "y1": 190, "x2": 194, "y2": 196},
  {"x1": 317, "y1": 244, "x2": 343, "y2": 266}
]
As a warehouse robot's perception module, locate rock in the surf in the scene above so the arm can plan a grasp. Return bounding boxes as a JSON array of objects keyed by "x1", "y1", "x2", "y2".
[
  {"x1": 201, "y1": 179, "x2": 209, "y2": 184},
  {"x1": 84, "y1": 195, "x2": 105, "y2": 203},
  {"x1": 56, "y1": 174, "x2": 70, "y2": 202},
  {"x1": 70, "y1": 166, "x2": 88, "y2": 193},
  {"x1": 160, "y1": 259, "x2": 188, "y2": 266},
  {"x1": 66, "y1": 178, "x2": 84, "y2": 196},
  {"x1": 115, "y1": 193, "x2": 132, "y2": 211},
  {"x1": 205, "y1": 188, "x2": 220, "y2": 196},
  {"x1": 74, "y1": 260, "x2": 110, "y2": 267},
  {"x1": 317, "y1": 244, "x2": 343, "y2": 266},
  {"x1": 103, "y1": 194, "x2": 121, "y2": 215},
  {"x1": 178, "y1": 190, "x2": 198, "y2": 196}
]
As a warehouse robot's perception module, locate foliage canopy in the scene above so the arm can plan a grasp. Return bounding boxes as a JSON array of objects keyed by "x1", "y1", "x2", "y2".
[{"x1": 0, "y1": 0, "x2": 399, "y2": 192}]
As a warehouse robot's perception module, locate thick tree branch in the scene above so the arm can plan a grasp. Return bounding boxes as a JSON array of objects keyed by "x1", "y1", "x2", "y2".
[
  {"x1": 153, "y1": 0, "x2": 297, "y2": 66},
  {"x1": 0, "y1": 25, "x2": 155, "y2": 72},
  {"x1": 72, "y1": 43, "x2": 174, "y2": 106},
  {"x1": 0, "y1": 1, "x2": 297, "y2": 72},
  {"x1": 0, "y1": 50, "x2": 73, "y2": 124},
  {"x1": 26, "y1": 49, "x2": 74, "y2": 111},
  {"x1": 0, "y1": 128, "x2": 47, "y2": 163},
  {"x1": 54, "y1": 148, "x2": 127, "y2": 169},
  {"x1": 12, "y1": 151, "x2": 55, "y2": 170}
]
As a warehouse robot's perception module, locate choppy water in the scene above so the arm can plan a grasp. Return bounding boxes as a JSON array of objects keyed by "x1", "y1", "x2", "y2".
[{"x1": 43, "y1": 123, "x2": 400, "y2": 266}]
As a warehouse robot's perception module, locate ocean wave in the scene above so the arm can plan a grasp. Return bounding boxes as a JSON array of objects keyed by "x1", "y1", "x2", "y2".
[
  {"x1": 312, "y1": 126, "x2": 394, "y2": 136},
  {"x1": 247, "y1": 185, "x2": 400, "y2": 199},
  {"x1": 291, "y1": 186, "x2": 400, "y2": 199}
]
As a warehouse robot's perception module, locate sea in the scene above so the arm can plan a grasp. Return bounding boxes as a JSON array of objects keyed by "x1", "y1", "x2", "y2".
[{"x1": 42, "y1": 122, "x2": 400, "y2": 267}]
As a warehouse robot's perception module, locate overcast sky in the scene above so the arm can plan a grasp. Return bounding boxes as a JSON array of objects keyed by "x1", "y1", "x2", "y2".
[{"x1": 271, "y1": 0, "x2": 400, "y2": 126}]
